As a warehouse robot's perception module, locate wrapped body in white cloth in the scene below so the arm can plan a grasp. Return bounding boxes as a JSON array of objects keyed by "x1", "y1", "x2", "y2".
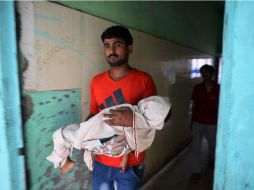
[{"x1": 46, "y1": 95, "x2": 171, "y2": 173}]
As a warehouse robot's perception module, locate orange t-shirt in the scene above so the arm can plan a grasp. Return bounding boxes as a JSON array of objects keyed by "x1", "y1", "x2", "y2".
[{"x1": 90, "y1": 68, "x2": 157, "y2": 167}]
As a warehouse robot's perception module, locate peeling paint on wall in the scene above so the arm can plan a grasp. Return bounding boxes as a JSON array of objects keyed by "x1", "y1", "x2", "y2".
[
  {"x1": 17, "y1": 2, "x2": 37, "y2": 90},
  {"x1": 24, "y1": 89, "x2": 92, "y2": 190}
]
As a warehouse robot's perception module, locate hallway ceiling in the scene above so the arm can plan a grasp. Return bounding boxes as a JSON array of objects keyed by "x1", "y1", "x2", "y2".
[{"x1": 53, "y1": 1, "x2": 225, "y2": 56}]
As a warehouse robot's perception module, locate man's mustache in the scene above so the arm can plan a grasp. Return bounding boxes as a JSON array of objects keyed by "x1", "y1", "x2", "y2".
[{"x1": 108, "y1": 54, "x2": 118, "y2": 58}]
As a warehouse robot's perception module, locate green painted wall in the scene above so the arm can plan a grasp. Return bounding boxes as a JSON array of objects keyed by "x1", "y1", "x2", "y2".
[
  {"x1": 214, "y1": 1, "x2": 254, "y2": 190},
  {"x1": 55, "y1": 1, "x2": 224, "y2": 56},
  {"x1": 23, "y1": 89, "x2": 92, "y2": 190},
  {"x1": 0, "y1": 1, "x2": 26, "y2": 190}
]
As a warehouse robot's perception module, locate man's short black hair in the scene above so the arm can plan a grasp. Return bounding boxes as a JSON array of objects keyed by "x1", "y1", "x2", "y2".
[
  {"x1": 101, "y1": 25, "x2": 133, "y2": 46},
  {"x1": 200, "y1": 64, "x2": 215, "y2": 74}
]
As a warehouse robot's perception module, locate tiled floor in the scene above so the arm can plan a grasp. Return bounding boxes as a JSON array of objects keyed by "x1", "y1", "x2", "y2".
[{"x1": 141, "y1": 139, "x2": 214, "y2": 190}]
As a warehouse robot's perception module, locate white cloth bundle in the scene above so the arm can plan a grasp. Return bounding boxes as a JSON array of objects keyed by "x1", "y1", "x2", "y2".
[{"x1": 46, "y1": 96, "x2": 171, "y2": 170}]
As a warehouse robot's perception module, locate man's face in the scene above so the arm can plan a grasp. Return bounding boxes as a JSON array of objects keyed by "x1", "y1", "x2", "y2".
[
  {"x1": 103, "y1": 37, "x2": 132, "y2": 67},
  {"x1": 201, "y1": 69, "x2": 213, "y2": 81}
]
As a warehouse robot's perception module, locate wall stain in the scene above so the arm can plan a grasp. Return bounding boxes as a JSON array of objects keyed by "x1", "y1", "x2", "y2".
[
  {"x1": 35, "y1": 13, "x2": 60, "y2": 22},
  {"x1": 34, "y1": 28, "x2": 100, "y2": 70},
  {"x1": 21, "y1": 95, "x2": 34, "y2": 124}
]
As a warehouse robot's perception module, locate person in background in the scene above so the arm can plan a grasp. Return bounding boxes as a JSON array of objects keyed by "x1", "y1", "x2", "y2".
[
  {"x1": 189, "y1": 64, "x2": 220, "y2": 182},
  {"x1": 86, "y1": 25, "x2": 157, "y2": 190}
]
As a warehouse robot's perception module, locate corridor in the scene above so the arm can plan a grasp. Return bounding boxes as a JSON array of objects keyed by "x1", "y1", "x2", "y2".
[{"x1": 142, "y1": 139, "x2": 214, "y2": 190}]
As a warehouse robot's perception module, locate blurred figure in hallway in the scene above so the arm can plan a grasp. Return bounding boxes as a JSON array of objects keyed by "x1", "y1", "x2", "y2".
[{"x1": 189, "y1": 64, "x2": 220, "y2": 183}]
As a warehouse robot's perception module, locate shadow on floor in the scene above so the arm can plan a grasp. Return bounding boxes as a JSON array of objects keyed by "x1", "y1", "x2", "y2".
[{"x1": 141, "y1": 138, "x2": 214, "y2": 190}]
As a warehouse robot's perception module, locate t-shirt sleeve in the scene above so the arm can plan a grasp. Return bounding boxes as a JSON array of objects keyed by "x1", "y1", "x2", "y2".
[
  {"x1": 89, "y1": 79, "x2": 99, "y2": 115},
  {"x1": 142, "y1": 75, "x2": 157, "y2": 99}
]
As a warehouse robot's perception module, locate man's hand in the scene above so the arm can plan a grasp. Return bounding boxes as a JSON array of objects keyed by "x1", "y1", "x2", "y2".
[{"x1": 103, "y1": 107, "x2": 133, "y2": 127}]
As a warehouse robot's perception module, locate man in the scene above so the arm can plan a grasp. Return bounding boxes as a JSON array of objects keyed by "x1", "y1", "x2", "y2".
[
  {"x1": 189, "y1": 64, "x2": 220, "y2": 182},
  {"x1": 87, "y1": 25, "x2": 157, "y2": 190}
]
